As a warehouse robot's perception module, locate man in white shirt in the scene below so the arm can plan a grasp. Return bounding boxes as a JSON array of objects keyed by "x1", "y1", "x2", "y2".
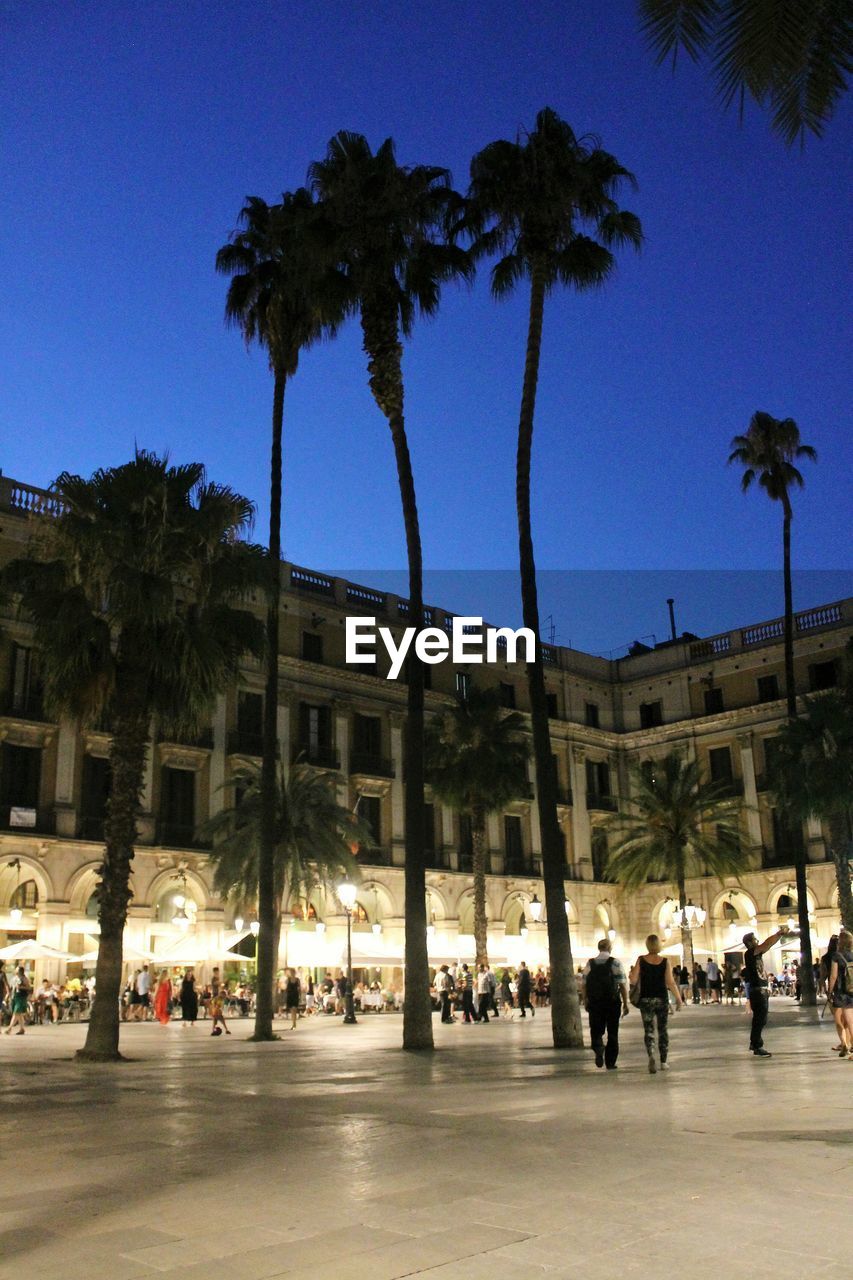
[
  {"x1": 707, "y1": 958, "x2": 721, "y2": 1003},
  {"x1": 134, "y1": 965, "x2": 151, "y2": 1020}
]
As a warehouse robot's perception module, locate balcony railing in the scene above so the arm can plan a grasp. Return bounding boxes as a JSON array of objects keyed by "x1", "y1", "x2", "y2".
[
  {"x1": 458, "y1": 852, "x2": 495, "y2": 875},
  {"x1": 0, "y1": 805, "x2": 55, "y2": 835},
  {"x1": 504, "y1": 855, "x2": 542, "y2": 878},
  {"x1": 78, "y1": 815, "x2": 106, "y2": 842},
  {"x1": 586, "y1": 792, "x2": 617, "y2": 812},
  {"x1": 555, "y1": 788, "x2": 573, "y2": 807},
  {"x1": 349, "y1": 752, "x2": 395, "y2": 779},
  {"x1": 425, "y1": 849, "x2": 452, "y2": 870},
  {"x1": 761, "y1": 845, "x2": 799, "y2": 870},
  {"x1": 158, "y1": 727, "x2": 213, "y2": 750},
  {"x1": 157, "y1": 821, "x2": 211, "y2": 851},
  {"x1": 227, "y1": 729, "x2": 264, "y2": 756},
  {"x1": 712, "y1": 777, "x2": 744, "y2": 798},
  {"x1": 292, "y1": 742, "x2": 341, "y2": 771},
  {"x1": 290, "y1": 566, "x2": 335, "y2": 597},
  {"x1": 355, "y1": 845, "x2": 393, "y2": 866}
]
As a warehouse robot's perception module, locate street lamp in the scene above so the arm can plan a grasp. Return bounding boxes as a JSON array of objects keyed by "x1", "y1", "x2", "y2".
[
  {"x1": 249, "y1": 919, "x2": 260, "y2": 937},
  {"x1": 233, "y1": 915, "x2": 244, "y2": 933},
  {"x1": 337, "y1": 880, "x2": 358, "y2": 1025},
  {"x1": 528, "y1": 893, "x2": 542, "y2": 923},
  {"x1": 8, "y1": 859, "x2": 22, "y2": 922}
]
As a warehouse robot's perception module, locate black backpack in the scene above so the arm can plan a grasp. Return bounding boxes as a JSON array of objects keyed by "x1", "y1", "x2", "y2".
[{"x1": 585, "y1": 958, "x2": 620, "y2": 1003}]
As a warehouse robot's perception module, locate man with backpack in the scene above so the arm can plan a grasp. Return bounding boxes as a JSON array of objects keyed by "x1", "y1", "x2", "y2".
[{"x1": 582, "y1": 938, "x2": 629, "y2": 1070}]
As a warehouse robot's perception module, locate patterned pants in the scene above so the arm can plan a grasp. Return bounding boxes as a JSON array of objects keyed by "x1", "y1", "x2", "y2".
[{"x1": 639, "y1": 997, "x2": 669, "y2": 1062}]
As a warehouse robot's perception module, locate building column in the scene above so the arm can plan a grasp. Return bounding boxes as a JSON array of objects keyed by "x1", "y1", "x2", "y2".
[
  {"x1": 278, "y1": 695, "x2": 292, "y2": 775},
  {"x1": 138, "y1": 723, "x2": 156, "y2": 843},
  {"x1": 441, "y1": 804, "x2": 456, "y2": 870},
  {"x1": 53, "y1": 717, "x2": 78, "y2": 837},
  {"x1": 569, "y1": 745, "x2": 592, "y2": 878},
  {"x1": 389, "y1": 713, "x2": 405, "y2": 860},
  {"x1": 527, "y1": 762, "x2": 542, "y2": 864},
  {"x1": 487, "y1": 812, "x2": 502, "y2": 874},
  {"x1": 208, "y1": 694, "x2": 227, "y2": 818},
  {"x1": 737, "y1": 732, "x2": 763, "y2": 850}
]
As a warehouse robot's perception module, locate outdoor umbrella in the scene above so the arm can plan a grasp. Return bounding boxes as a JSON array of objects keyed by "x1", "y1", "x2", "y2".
[{"x1": 0, "y1": 939, "x2": 75, "y2": 962}]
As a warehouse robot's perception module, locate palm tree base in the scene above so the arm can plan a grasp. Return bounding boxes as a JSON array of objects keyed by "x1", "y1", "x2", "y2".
[
  {"x1": 74, "y1": 1048, "x2": 126, "y2": 1063},
  {"x1": 247, "y1": 1032, "x2": 281, "y2": 1042},
  {"x1": 402, "y1": 1037, "x2": 435, "y2": 1053}
]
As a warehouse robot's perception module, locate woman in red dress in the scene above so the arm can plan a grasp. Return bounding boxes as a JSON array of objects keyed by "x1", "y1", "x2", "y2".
[{"x1": 154, "y1": 969, "x2": 172, "y2": 1025}]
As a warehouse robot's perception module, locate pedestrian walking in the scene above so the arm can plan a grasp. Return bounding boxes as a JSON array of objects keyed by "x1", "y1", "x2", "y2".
[
  {"x1": 3, "y1": 966, "x2": 30, "y2": 1035},
  {"x1": 675, "y1": 963, "x2": 690, "y2": 1005},
  {"x1": 153, "y1": 969, "x2": 172, "y2": 1025},
  {"x1": 630, "y1": 935, "x2": 683, "y2": 1073},
  {"x1": 583, "y1": 939, "x2": 629, "y2": 1070},
  {"x1": 459, "y1": 964, "x2": 476, "y2": 1023},
  {"x1": 208, "y1": 967, "x2": 231, "y2": 1036},
  {"x1": 516, "y1": 961, "x2": 534, "y2": 1018},
  {"x1": 707, "y1": 958, "x2": 721, "y2": 1003},
  {"x1": 476, "y1": 964, "x2": 493, "y2": 1023},
  {"x1": 135, "y1": 964, "x2": 151, "y2": 1020},
  {"x1": 180, "y1": 968, "x2": 198, "y2": 1026},
  {"x1": 435, "y1": 965, "x2": 454, "y2": 1023},
  {"x1": 743, "y1": 927, "x2": 786, "y2": 1056},
  {"x1": 498, "y1": 969, "x2": 513, "y2": 1018},
  {"x1": 827, "y1": 929, "x2": 853, "y2": 1058},
  {"x1": 284, "y1": 968, "x2": 301, "y2": 1030}
]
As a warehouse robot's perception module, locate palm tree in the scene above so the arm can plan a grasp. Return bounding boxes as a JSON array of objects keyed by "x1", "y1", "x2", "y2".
[
  {"x1": 2, "y1": 453, "x2": 265, "y2": 1060},
  {"x1": 309, "y1": 132, "x2": 471, "y2": 1051},
  {"x1": 425, "y1": 688, "x2": 531, "y2": 965},
  {"x1": 606, "y1": 753, "x2": 746, "y2": 974},
  {"x1": 204, "y1": 760, "x2": 365, "y2": 982},
  {"x1": 729, "y1": 410, "x2": 818, "y2": 1002},
  {"x1": 466, "y1": 107, "x2": 642, "y2": 1048},
  {"x1": 639, "y1": 0, "x2": 851, "y2": 144},
  {"x1": 216, "y1": 191, "x2": 347, "y2": 1040},
  {"x1": 768, "y1": 664, "x2": 853, "y2": 930}
]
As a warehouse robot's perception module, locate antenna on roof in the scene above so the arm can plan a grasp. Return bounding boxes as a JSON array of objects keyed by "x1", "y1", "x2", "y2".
[{"x1": 666, "y1": 598, "x2": 677, "y2": 642}]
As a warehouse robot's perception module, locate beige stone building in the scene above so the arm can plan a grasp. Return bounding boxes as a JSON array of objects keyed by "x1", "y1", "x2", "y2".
[{"x1": 0, "y1": 473, "x2": 850, "y2": 983}]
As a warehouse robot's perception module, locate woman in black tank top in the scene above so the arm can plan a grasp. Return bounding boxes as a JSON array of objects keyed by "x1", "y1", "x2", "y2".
[{"x1": 629, "y1": 934, "x2": 683, "y2": 1074}]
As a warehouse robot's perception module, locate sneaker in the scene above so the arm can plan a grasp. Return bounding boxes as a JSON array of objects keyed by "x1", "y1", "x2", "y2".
[
  {"x1": 605, "y1": 1063, "x2": 618, "y2": 1070},
  {"x1": 594, "y1": 1047, "x2": 604, "y2": 1068},
  {"x1": 752, "y1": 1047, "x2": 772, "y2": 1057},
  {"x1": 648, "y1": 1055, "x2": 657, "y2": 1074},
  {"x1": 660, "y1": 1061, "x2": 669, "y2": 1071},
  {"x1": 839, "y1": 1047, "x2": 849, "y2": 1058}
]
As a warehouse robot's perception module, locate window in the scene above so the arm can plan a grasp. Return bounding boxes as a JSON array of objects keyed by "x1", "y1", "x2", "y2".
[
  {"x1": 584, "y1": 701, "x2": 599, "y2": 728},
  {"x1": 8, "y1": 644, "x2": 43, "y2": 717},
  {"x1": 585, "y1": 759, "x2": 611, "y2": 798},
  {"x1": 423, "y1": 802, "x2": 435, "y2": 853},
  {"x1": 639, "y1": 700, "x2": 663, "y2": 728},
  {"x1": 757, "y1": 674, "x2": 779, "y2": 703},
  {"x1": 0, "y1": 743, "x2": 42, "y2": 810},
  {"x1": 703, "y1": 687, "x2": 724, "y2": 715},
  {"x1": 459, "y1": 813, "x2": 473, "y2": 857},
  {"x1": 160, "y1": 767, "x2": 195, "y2": 845},
  {"x1": 455, "y1": 672, "x2": 471, "y2": 700},
  {"x1": 81, "y1": 755, "x2": 111, "y2": 837},
  {"x1": 499, "y1": 682, "x2": 516, "y2": 709},
  {"x1": 298, "y1": 702, "x2": 332, "y2": 751},
  {"x1": 763, "y1": 737, "x2": 780, "y2": 780},
  {"x1": 358, "y1": 795, "x2": 381, "y2": 848},
  {"x1": 809, "y1": 660, "x2": 837, "y2": 692},
  {"x1": 236, "y1": 691, "x2": 263, "y2": 753},
  {"x1": 10, "y1": 879, "x2": 38, "y2": 910},
  {"x1": 504, "y1": 814, "x2": 523, "y2": 860},
  {"x1": 353, "y1": 714, "x2": 381, "y2": 756},
  {"x1": 708, "y1": 746, "x2": 733, "y2": 784},
  {"x1": 301, "y1": 631, "x2": 323, "y2": 664},
  {"x1": 591, "y1": 828, "x2": 609, "y2": 881},
  {"x1": 771, "y1": 810, "x2": 804, "y2": 861},
  {"x1": 546, "y1": 692, "x2": 558, "y2": 718}
]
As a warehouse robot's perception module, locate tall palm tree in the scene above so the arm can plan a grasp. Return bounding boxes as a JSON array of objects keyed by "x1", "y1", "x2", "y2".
[
  {"x1": 309, "y1": 132, "x2": 471, "y2": 1051},
  {"x1": 204, "y1": 760, "x2": 366, "y2": 981},
  {"x1": 466, "y1": 107, "x2": 642, "y2": 1048},
  {"x1": 425, "y1": 688, "x2": 531, "y2": 965},
  {"x1": 216, "y1": 191, "x2": 347, "y2": 1040},
  {"x1": 768, "y1": 666, "x2": 853, "y2": 930},
  {"x1": 639, "y1": 0, "x2": 851, "y2": 144},
  {"x1": 606, "y1": 753, "x2": 746, "y2": 974},
  {"x1": 729, "y1": 410, "x2": 817, "y2": 1002},
  {"x1": 2, "y1": 453, "x2": 265, "y2": 1060}
]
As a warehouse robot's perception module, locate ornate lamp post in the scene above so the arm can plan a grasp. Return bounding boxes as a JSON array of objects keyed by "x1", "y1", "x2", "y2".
[{"x1": 337, "y1": 880, "x2": 358, "y2": 1025}]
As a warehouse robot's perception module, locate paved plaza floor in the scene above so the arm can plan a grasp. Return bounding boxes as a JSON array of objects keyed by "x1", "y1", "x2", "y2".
[{"x1": 0, "y1": 999, "x2": 850, "y2": 1280}]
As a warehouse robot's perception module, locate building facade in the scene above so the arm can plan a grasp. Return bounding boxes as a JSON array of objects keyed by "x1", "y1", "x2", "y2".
[{"x1": 0, "y1": 473, "x2": 850, "y2": 981}]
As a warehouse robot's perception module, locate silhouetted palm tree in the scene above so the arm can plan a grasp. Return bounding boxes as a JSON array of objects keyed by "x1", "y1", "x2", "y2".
[
  {"x1": 216, "y1": 191, "x2": 347, "y2": 1039},
  {"x1": 2, "y1": 453, "x2": 265, "y2": 1059},
  {"x1": 729, "y1": 410, "x2": 817, "y2": 1003},
  {"x1": 310, "y1": 131, "x2": 471, "y2": 1051},
  {"x1": 425, "y1": 688, "x2": 530, "y2": 965},
  {"x1": 639, "y1": 0, "x2": 851, "y2": 143},
  {"x1": 466, "y1": 107, "x2": 642, "y2": 1048}
]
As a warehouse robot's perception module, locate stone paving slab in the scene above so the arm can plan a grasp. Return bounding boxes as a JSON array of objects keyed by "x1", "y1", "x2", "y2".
[{"x1": 0, "y1": 1001, "x2": 849, "y2": 1280}]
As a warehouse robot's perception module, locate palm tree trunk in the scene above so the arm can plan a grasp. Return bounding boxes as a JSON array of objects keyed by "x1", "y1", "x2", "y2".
[
  {"x1": 362, "y1": 301, "x2": 432, "y2": 1052},
  {"x1": 253, "y1": 370, "x2": 286, "y2": 1042},
  {"x1": 781, "y1": 497, "x2": 816, "y2": 1006},
  {"x1": 677, "y1": 880, "x2": 695, "y2": 984},
  {"x1": 516, "y1": 256, "x2": 582, "y2": 1049},
  {"x1": 77, "y1": 694, "x2": 149, "y2": 1062},
  {"x1": 471, "y1": 805, "x2": 489, "y2": 967},
  {"x1": 828, "y1": 809, "x2": 853, "y2": 932}
]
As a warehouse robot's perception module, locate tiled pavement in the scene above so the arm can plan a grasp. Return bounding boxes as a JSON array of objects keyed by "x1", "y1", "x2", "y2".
[{"x1": 0, "y1": 1000, "x2": 849, "y2": 1280}]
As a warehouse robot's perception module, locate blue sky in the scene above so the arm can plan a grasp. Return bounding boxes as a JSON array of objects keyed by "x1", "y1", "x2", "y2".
[{"x1": 1, "y1": 1, "x2": 850, "y2": 651}]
